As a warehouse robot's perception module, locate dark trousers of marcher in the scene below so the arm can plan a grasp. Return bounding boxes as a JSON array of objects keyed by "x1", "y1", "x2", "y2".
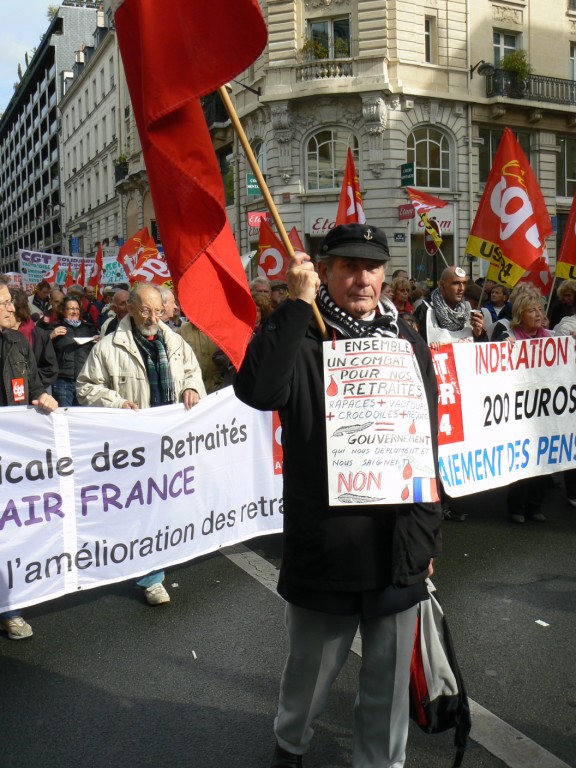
[
  {"x1": 53, "y1": 378, "x2": 78, "y2": 407},
  {"x1": 564, "y1": 469, "x2": 576, "y2": 502},
  {"x1": 274, "y1": 602, "x2": 418, "y2": 768},
  {"x1": 507, "y1": 475, "x2": 548, "y2": 518}
]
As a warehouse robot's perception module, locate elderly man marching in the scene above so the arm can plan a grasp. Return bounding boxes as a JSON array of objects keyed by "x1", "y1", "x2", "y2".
[
  {"x1": 77, "y1": 282, "x2": 206, "y2": 605},
  {"x1": 234, "y1": 224, "x2": 442, "y2": 768}
]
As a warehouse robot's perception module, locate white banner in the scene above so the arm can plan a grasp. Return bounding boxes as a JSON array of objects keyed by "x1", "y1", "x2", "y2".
[
  {"x1": 434, "y1": 337, "x2": 576, "y2": 497},
  {"x1": 0, "y1": 388, "x2": 283, "y2": 613},
  {"x1": 18, "y1": 249, "x2": 128, "y2": 288},
  {"x1": 2, "y1": 339, "x2": 575, "y2": 611}
]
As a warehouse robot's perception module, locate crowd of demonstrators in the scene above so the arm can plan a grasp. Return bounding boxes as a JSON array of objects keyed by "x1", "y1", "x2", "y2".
[
  {"x1": 235, "y1": 224, "x2": 442, "y2": 768},
  {"x1": 270, "y1": 279, "x2": 288, "y2": 309},
  {"x1": 484, "y1": 284, "x2": 512, "y2": 325},
  {"x1": 0, "y1": 277, "x2": 58, "y2": 641},
  {"x1": 548, "y1": 278, "x2": 576, "y2": 328},
  {"x1": 413, "y1": 266, "x2": 486, "y2": 349},
  {"x1": 101, "y1": 289, "x2": 130, "y2": 335},
  {"x1": 47, "y1": 294, "x2": 100, "y2": 407},
  {"x1": 381, "y1": 281, "x2": 393, "y2": 300},
  {"x1": 463, "y1": 282, "x2": 492, "y2": 330},
  {"x1": 213, "y1": 274, "x2": 283, "y2": 386},
  {"x1": 159, "y1": 285, "x2": 183, "y2": 328},
  {"x1": 9, "y1": 288, "x2": 58, "y2": 392},
  {"x1": 179, "y1": 320, "x2": 223, "y2": 393},
  {"x1": 28, "y1": 280, "x2": 52, "y2": 319},
  {"x1": 249, "y1": 275, "x2": 271, "y2": 297},
  {"x1": 390, "y1": 276, "x2": 413, "y2": 313},
  {"x1": 76, "y1": 283, "x2": 206, "y2": 607}
]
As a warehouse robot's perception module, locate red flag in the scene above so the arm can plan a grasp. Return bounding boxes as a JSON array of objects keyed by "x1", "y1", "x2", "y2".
[
  {"x1": 114, "y1": 0, "x2": 267, "y2": 369},
  {"x1": 64, "y1": 263, "x2": 74, "y2": 290},
  {"x1": 336, "y1": 148, "x2": 365, "y2": 225},
  {"x1": 405, "y1": 187, "x2": 448, "y2": 248},
  {"x1": 76, "y1": 258, "x2": 86, "y2": 287},
  {"x1": 129, "y1": 251, "x2": 173, "y2": 288},
  {"x1": 466, "y1": 128, "x2": 552, "y2": 289},
  {"x1": 288, "y1": 227, "x2": 306, "y2": 253},
  {"x1": 117, "y1": 228, "x2": 158, "y2": 279},
  {"x1": 517, "y1": 255, "x2": 553, "y2": 296},
  {"x1": 256, "y1": 219, "x2": 289, "y2": 282},
  {"x1": 556, "y1": 195, "x2": 576, "y2": 281},
  {"x1": 88, "y1": 244, "x2": 104, "y2": 299},
  {"x1": 405, "y1": 188, "x2": 448, "y2": 216},
  {"x1": 43, "y1": 259, "x2": 60, "y2": 284}
]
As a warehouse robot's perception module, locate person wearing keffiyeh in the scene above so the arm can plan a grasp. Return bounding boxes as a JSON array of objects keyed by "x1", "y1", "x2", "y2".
[
  {"x1": 76, "y1": 283, "x2": 206, "y2": 606},
  {"x1": 413, "y1": 266, "x2": 487, "y2": 349},
  {"x1": 234, "y1": 223, "x2": 442, "y2": 768}
]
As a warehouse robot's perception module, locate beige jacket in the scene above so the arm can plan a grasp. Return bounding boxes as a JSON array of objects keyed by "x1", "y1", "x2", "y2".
[{"x1": 76, "y1": 315, "x2": 206, "y2": 408}]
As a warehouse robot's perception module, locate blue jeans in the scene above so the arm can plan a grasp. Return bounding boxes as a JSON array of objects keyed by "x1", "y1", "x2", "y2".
[
  {"x1": 136, "y1": 570, "x2": 165, "y2": 589},
  {"x1": 0, "y1": 611, "x2": 22, "y2": 619},
  {"x1": 53, "y1": 378, "x2": 78, "y2": 407}
]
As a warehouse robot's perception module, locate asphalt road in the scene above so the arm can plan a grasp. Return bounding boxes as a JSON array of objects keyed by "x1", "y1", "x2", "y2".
[{"x1": 0, "y1": 482, "x2": 574, "y2": 768}]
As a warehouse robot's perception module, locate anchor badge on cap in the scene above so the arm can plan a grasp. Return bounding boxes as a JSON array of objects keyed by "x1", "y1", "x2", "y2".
[{"x1": 363, "y1": 228, "x2": 373, "y2": 241}]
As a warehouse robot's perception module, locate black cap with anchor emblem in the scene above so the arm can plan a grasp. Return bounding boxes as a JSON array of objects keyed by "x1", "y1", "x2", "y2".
[{"x1": 317, "y1": 223, "x2": 391, "y2": 262}]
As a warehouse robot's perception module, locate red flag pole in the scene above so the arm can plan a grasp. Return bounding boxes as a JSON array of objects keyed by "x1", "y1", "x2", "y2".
[{"x1": 218, "y1": 85, "x2": 327, "y2": 339}]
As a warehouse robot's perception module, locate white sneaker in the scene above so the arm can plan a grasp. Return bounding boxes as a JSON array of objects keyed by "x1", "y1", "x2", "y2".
[
  {"x1": 2, "y1": 617, "x2": 33, "y2": 640},
  {"x1": 144, "y1": 583, "x2": 170, "y2": 606}
]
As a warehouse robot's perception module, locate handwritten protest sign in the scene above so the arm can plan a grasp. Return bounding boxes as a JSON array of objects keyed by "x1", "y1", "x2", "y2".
[{"x1": 323, "y1": 337, "x2": 438, "y2": 505}]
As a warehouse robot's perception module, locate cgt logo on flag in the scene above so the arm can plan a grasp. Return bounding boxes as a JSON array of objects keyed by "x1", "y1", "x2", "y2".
[{"x1": 466, "y1": 128, "x2": 552, "y2": 289}]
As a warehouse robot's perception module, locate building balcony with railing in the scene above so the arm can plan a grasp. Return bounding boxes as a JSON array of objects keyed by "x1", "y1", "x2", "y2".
[{"x1": 486, "y1": 69, "x2": 576, "y2": 106}]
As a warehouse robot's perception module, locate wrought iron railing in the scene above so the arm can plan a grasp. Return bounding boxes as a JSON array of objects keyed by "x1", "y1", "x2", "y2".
[{"x1": 486, "y1": 69, "x2": 576, "y2": 105}]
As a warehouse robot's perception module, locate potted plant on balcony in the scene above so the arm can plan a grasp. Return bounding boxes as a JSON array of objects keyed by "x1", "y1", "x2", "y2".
[
  {"x1": 300, "y1": 38, "x2": 329, "y2": 61},
  {"x1": 333, "y1": 37, "x2": 350, "y2": 59},
  {"x1": 499, "y1": 50, "x2": 533, "y2": 98},
  {"x1": 113, "y1": 154, "x2": 128, "y2": 182}
]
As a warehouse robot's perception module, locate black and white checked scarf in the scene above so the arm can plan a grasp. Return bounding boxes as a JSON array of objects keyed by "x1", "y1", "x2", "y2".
[
  {"x1": 315, "y1": 284, "x2": 399, "y2": 339},
  {"x1": 429, "y1": 287, "x2": 470, "y2": 332}
]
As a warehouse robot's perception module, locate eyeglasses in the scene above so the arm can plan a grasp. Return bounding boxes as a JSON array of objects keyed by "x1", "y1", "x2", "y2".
[
  {"x1": 0, "y1": 300, "x2": 15, "y2": 309},
  {"x1": 135, "y1": 305, "x2": 164, "y2": 318}
]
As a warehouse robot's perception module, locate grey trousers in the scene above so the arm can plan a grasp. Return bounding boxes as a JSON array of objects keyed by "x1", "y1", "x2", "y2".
[{"x1": 274, "y1": 602, "x2": 418, "y2": 768}]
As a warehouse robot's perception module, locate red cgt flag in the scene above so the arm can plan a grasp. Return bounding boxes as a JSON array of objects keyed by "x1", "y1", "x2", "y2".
[
  {"x1": 404, "y1": 187, "x2": 448, "y2": 216},
  {"x1": 117, "y1": 227, "x2": 158, "y2": 279},
  {"x1": 129, "y1": 251, "x2": 173, "y2": 288},
  {"x1": 288, "y1": 226, "x2": 306, "y2": 253},
  {"x1": 405, "y1": 187, "x2": 448, "y2": 248},
  {"x1": 556, "y1": 195, "x2": 576, "y2": 281},
  {"x1": 76, "y1": 258, "x2": 86, "y2": 288},
  {"x1": 114, "y1": 0, "x2": 267, "y2": 369},
  {"x1": 257, "y1": 218, "x2": 289, "y2": 282},
  {"x1": 88, "y1": 243, "x2": 104, "y2": 299},
  {"x1": 336, "y1": 148, "x2": 366, "y2": 225},
  {"x1": 43, "y1": 259, "x2": 60, "y2": 284},
  {"x1": 466, "y1": 128, "x2": 552, "y2": 289},
  {"x1": 64, "y1": 262, "x2": 75, "y2": 290}
]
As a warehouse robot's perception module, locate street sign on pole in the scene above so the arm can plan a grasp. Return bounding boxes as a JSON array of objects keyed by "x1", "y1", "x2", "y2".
[
  {"x1": 246, "y1": 173, "x2": 261, "y2": 196},
  {"x1": 400, "y1": 162, "x2": 414, "y2": 187},
  {"x1": 424, "y1": 219, "x2": 441, "y2": 256}
]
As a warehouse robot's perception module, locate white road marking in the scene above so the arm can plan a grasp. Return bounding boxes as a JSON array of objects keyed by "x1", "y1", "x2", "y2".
[{"x1": 223, "y1": 543, "x2": 571, "y2": 768}]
